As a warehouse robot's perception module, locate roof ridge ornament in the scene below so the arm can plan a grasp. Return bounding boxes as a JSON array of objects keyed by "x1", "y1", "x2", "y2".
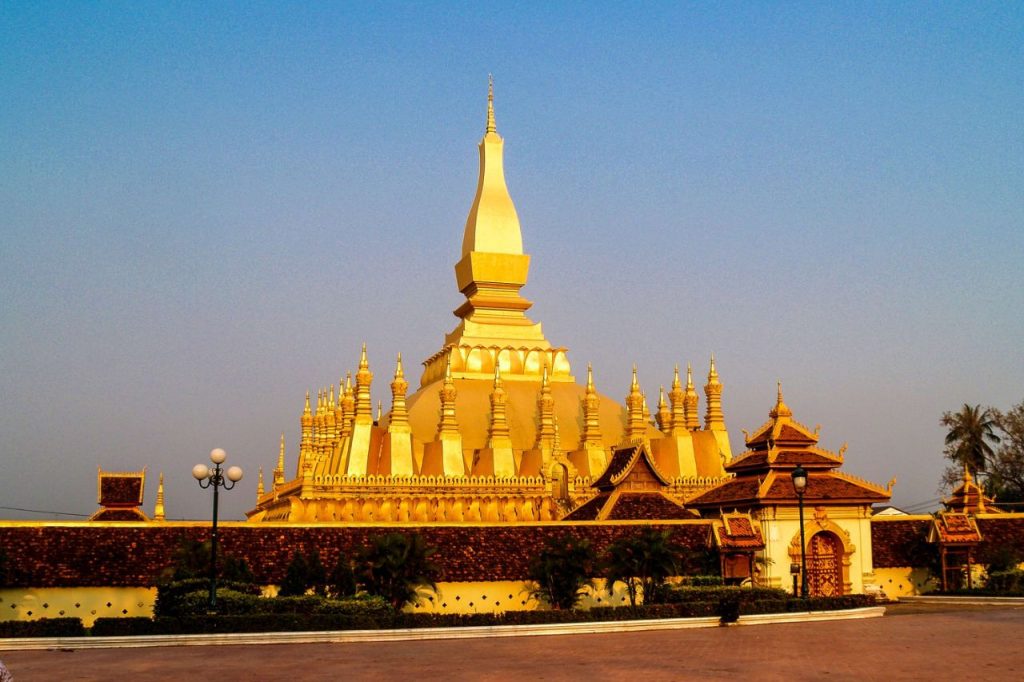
[{"x1": 486, "y1": 74, "x2": 496, "y2": 134}]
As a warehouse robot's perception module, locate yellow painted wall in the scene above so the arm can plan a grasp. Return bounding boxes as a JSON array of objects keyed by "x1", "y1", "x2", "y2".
[{"x1": 0, "y1": 587, "x2": 155, "y2": 627}]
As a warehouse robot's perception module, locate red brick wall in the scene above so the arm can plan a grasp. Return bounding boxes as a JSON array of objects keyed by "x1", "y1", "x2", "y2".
[{"x1": 0, "y1": 522, "x2": 712, "y2": 588}]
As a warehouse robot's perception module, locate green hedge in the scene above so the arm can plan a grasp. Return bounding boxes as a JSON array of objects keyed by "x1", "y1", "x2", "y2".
[
  {"x1": 0, "y1": 618, "x2": 85, "y2": 638},
  {"x1": 396, "y1": 602, "x2": 718, "y2": 628},
  {"x1": 985, "y1": 569, "x2": 1024, "y2": 594}
]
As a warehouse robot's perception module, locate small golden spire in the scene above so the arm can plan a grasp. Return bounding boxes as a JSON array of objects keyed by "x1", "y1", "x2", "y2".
[
  {"x1": 303, "y1": 390, "x2": 311, "y2": 415},
  {"x1": 704, "y1": 355, "x2": 725, "y2": 430},
  {"x1": 486, "y1": 74, "x2": 496, "y2": 134},
  {"x1": 672, "y1": 364, "x2": 682, "y2": 390},
  {"x1": 395, "y1": 352, "x2": 404, "y2": 378},
  {"x1": 376, "y1": 400, "x2": 383, "y2": 422},
  {"x1": 631, "y1": 363, "x2": 639, "y2": 390},
  {"x1": 684, "y1": 362, "x2": 700, "y2": 431},
  {"x1": 329, "y1": 384, "x2": 336, "y2": 409},
  {"x1": 359, "y1": 342, "x2": 369, "y2": 370},
  {"x1": 656, "y1": 385, "x2": 671, "y2": 433},
  {"x1": 708, "y1": 353, "x2": 719, "y2": 382},
  {"x1": 153, "y1": 472, "x2": 165, "y2": 521},
  {"x1": 256, "y1": 466, "x2": 265, "y2": 499},
  {"x1": 586, "y1": 362, "x2": 594, "y2": 391},
  {"x1": 494, "y1": 362, "x2": 503, "y2": 387},
  {"x1": 769, "y1": 380, "x2": 793, "y2": 419}
]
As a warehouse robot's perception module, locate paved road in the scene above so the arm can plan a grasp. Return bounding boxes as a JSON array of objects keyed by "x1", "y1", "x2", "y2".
[{"x1": 3, "y1": 603, "x2": 1022, "y2": 681}]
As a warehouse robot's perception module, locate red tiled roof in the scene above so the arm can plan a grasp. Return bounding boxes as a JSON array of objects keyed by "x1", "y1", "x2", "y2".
[
  {"x1": 592, "y1": 446, "x2": 639, "y2": 489},
  {"x1": 715, "y1": 514, "x2": 765, "y2": 551},
  {"x1": 932, "y1": 513, "x2": 982, "y2": 545},
  {"x1": 686, "y1": 477, "x2": 762, "y2": 507},
  {"x1": 563, "y1": 495, "x2": 608, "y2": 521},
  {"x1": 762, "y1": 474, "x2": 889, "y2": 503},
  {"x1": 606, "y1": 493, "x2": 693, "y2": 521}
]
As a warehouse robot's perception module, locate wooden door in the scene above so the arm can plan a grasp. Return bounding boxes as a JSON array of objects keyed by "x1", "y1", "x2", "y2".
[{"x1": 807, "y1": 531, "x2": 843, "y2": 597}]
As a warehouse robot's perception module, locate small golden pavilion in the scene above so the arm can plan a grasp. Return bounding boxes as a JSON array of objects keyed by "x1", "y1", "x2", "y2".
[{"x1": 247, "y1": 83, "x2": 731, "y2": 523}]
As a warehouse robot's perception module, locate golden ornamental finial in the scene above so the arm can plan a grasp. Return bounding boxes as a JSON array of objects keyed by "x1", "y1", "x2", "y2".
[
  {"x1": 494, "y1": 362, "x2": 503, "y2": 386},
  {"x1": 542, "y1": 364, "x2": 549, "y2": 387},
  {"x1": 486, "y1": 74, "x2": 496, "y2": 134},
  {"x1": 709, "y1": 353, "x2": 718, "y2": 379},
  {"x1": 345, "y1": 372, "x2": 353, "y2": 392},
  {"x1": 658, "y1": 385, "x2": 667, "y2": 408},
  {"x1": 359, "y1": 342, "x2": 368, "y2": 369},
  {"x1": 631, "y1": 363, "x2": 639, "y2": 390},
  {"x1": 376, "y1": 400, "x2": 383, "y2": 422},
  {"x1": 303, "y1": 390, "x2": 311, "y2": 414},
  {"x1": 395, "y1": 352, "x2": 404, "y2": 379},
  {"x1": 586, "y1": 362, "x2": 594, "y2": 391},
  {"x1": 672, "y1": 364, "x2": 681, "y2": 390},
  {"x1": 256, "y1": 466, "x2": 265, "y2": 498},
  {"x1": 445, "y1": 351, "x2": 453, "y2": 380},
  {"x1": 777, "y1": 380, "x2": 784, "y2": 403},
  {"x1": 686, "y1": 362, "x2": 694, "y2": 389}
]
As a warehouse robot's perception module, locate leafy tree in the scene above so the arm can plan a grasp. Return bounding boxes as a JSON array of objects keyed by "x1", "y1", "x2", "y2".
[
  {"x1": 357, "y1": 533, "x2": 439, "y2": 610},
  {"x1": 307, "y1": 548, "x2": 328, "y2": 596},
  {"x1": 528, "y1": 535, "x2": 597, "y2": 610},
  {"x1": 329, "y1": 551, "x2": 358, "y2": 598},
  {"x1": 160, "y1": 536, "x2": 212, "y2": 583},
  {"x1": 988, "y1": 402, "x2": 1024, "y2": 504},
  {"x1": 942, "y1": 404, "x2": 1001, "y2": 476},
  {"x1": 603, "y1": 529, "x2": 682, "y2": 608},
  {"x1": 278, "y1": 551, "x2": 310, "y2": 597},
  {"x1": 222, "y1": 556, "x2": 255, "y2": 584}
]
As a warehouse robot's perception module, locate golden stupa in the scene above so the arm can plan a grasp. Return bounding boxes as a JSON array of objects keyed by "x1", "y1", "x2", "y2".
[{"x1": 247, "y1": 81, "x2": 731, "y2": 523}]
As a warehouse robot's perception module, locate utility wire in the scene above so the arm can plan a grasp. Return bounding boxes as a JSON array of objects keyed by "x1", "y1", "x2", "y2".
[{"x1": 0, "y1": 505, "x2": 90, "y2": 518}]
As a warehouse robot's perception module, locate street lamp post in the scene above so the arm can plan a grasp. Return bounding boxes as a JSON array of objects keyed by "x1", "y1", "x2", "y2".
[
  {"x1": 791, "y1": 464, "x2": 809, "y2": 598},
  {"x1": 192, "y1": 448, "x2": 243, "y2": 611}
]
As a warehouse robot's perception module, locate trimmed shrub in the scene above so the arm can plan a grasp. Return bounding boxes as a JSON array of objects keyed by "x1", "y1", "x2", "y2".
[
  {"x1": 92, "y1": 617, "x2": 166, "y2": 636},
  {"x1": 0, "y1": 618, "x2": 85, "y2": 638},
  {"x1": 154, "y1": 578, "x2": 262, "y2": 617},
  {"x1": 986, "y1": 569, "x2": 1024, "y2": 594}
]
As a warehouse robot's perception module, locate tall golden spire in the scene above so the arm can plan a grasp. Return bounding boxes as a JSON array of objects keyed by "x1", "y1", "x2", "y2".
[
  {"x1": 389, "y1": 353, "x2": 409, "y2": 428},
  {"x1": 535, "y1": 365, "x2": 556, "y2": 450},
  {"x1": 669, "y1": 365, "x2": 686, "y2": 435},
  {"x1": 274, "y1": 433, "x2": 286, "y2": 487},
  {"x1": 153, "y1": 472, "x2": 165, "y2": 521},
  {"x1": 435, "y1": 77, "x2": 555, "y2": 386},
  {"x1": 704, "y1": 354, "x2": 725, "y2": 430},
  {"x1": 581, "y1": 363, "x2": 603, "y2": 446},
  {"x1": 354, "y1": 343, "x2": 373, "y2": 419},
  {"x1": 656, "y1": 385, "x2": 671, "y2": 433},
  {"x1": 298, "y1": 390, "x2": 313, "y2": 476},
  {"x1": 626, "y1": 364, "x2": 646, "y2": 441},
  {"x1": 437, "y1": 353, "x2": 460, "y2": 437},
  {"x1": 488, "y1": 364, "x2": 511, "y2": 444},
  {"x1": 340, "y1": 373, "x2": 355, "y2": 438},
  {"x1": 684, "y1": 363, "x2": 700, "y2": 430},
  {"x1": 461, "y1": 76, "x2": 522, "y2": 257}
]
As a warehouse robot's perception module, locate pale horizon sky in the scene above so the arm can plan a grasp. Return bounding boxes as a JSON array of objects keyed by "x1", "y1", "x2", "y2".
[{"x1": 2, "y1": 2, "x2": 1022, "y2": 521}]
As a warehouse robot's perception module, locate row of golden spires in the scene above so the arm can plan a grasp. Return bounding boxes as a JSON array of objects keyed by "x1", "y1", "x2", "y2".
[{"x1": 268, "y1": 344, "x2": 728, "y2": 483}]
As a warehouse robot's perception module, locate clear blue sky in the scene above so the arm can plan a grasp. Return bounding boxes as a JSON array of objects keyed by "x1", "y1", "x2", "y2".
[{"x1": 2, "y1": 2, "x2": 1022, "y2": 520}]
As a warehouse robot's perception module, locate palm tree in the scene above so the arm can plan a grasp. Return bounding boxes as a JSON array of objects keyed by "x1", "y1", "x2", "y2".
[
  {"x1": 603, "y1": 529, "x2": 682, "y2": 608},
  {"x1": 528, "y1": 536, "x2": 597, "y2": 610},
  {"x1": 358, "y1": 533, "x2": 439, "y2": 610},
  {"x1": 942, "y1": 404, "x2": 1001, "y2": 476}
]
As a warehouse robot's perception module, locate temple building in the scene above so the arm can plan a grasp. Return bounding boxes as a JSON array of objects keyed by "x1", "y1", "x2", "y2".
[{"x1": 247, "y1": 83, "x2": 731, "y2": 523}]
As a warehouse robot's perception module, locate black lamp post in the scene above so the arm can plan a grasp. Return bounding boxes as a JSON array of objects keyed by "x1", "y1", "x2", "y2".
[
  {"x1": 192, "y1": 448, "x2": 243, "y2": 611},
  {"x1": 791, "y1": 464, "x2": 809, "y2": 598}
]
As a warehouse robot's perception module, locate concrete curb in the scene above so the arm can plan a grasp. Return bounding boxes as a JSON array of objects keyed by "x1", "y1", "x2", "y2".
[
  {"x1": 900, "y1": 595, "x2": 1024, "y2": 606},
  {"x1": 737, "y1": 606, "x2": 886, "y2": 625},
  {"x1": 0, "y1": 607, "x2": 883, "y2": 651}
]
